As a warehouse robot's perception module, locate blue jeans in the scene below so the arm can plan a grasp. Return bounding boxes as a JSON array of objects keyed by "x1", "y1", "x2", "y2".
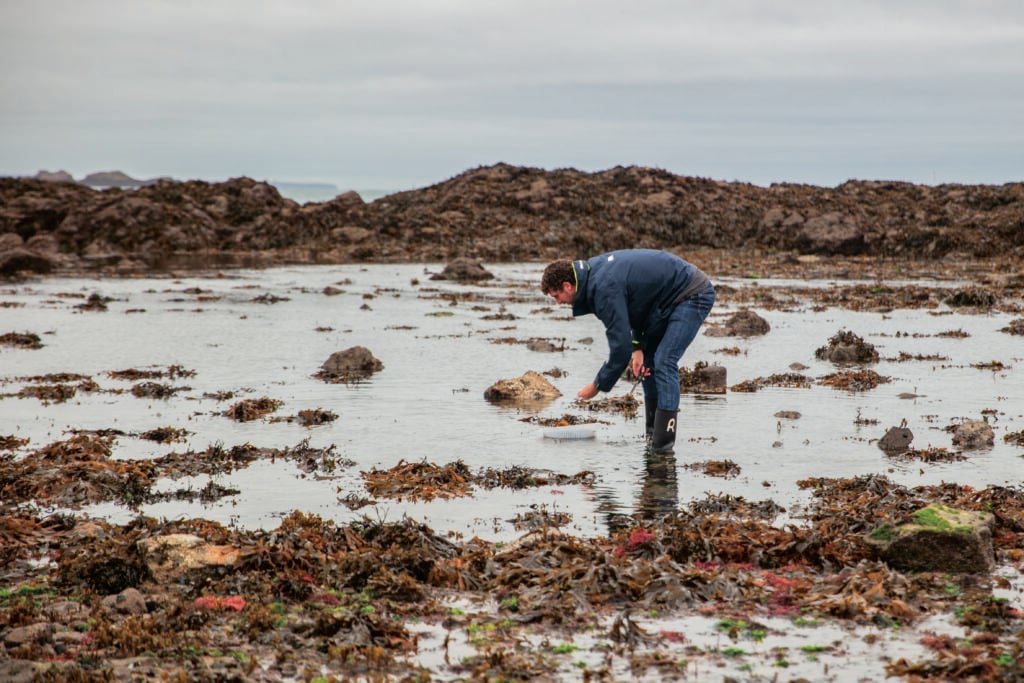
[{"x1": 641, "y1": 284, "x2": 716, "y2": 412}]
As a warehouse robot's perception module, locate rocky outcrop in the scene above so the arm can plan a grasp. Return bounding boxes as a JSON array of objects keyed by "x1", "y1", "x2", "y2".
[{"x1": 2, "y1": 165, "x2": 1023, "y2": 276}]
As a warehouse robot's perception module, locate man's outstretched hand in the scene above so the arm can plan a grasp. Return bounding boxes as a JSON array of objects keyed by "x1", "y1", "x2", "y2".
[{"x1": 577, "y1": 383, "x2": 599, "y2": 400}]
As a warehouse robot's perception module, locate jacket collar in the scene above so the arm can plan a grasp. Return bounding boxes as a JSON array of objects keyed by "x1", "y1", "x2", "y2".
[{"x1": 571, "y1": 259, "x2": 592, "y2": 316}]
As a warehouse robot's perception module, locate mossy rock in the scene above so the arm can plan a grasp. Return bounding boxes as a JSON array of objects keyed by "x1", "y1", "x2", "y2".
[{"x1": 866, "y1": 504, "x2": 994, "y2": 574}]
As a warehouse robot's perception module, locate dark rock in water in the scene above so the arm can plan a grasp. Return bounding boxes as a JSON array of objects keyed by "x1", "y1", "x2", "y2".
[
  {"x1": 706, "y1": 309, "x2": 770, "y2": 337},
  {"x1": 317, "y1": 346, "x2": 384, "y2": 383},
  {"x1": 867, "y1": 504, "x2": 995, "y2": 574},
  {"x1": 815, "y1": 329, "x2": 879, "y2": 364},
  {"x1": 878, "y1": 425, "x2": 914, "y2": 453},
  {"x1": 679, "y1": 361, "x2": 727, "y2": 394},
  {"x1": 1001, "y1": 318, "x2": 1024, "y2": 335},
  {"x1": 950, "y1": 419, "x2": 994, "y2": 449},
  {"x1": 945, "y1": 287, "x2": 996, "y2": 308},
  {"x1": 430, "y1": 258, "x2": 495, "y2": 281},
  {"x1": 484, "y1": 370, "x2": 560, "y2": 404},
  {"x1": 0, "y1": 332, "x2": 43, "y2": 349}
]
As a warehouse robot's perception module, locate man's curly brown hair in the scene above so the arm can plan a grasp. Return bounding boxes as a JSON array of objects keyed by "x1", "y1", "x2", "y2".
[{"x1": 540, "y1": 260, "x2": 575, "y2": 294}]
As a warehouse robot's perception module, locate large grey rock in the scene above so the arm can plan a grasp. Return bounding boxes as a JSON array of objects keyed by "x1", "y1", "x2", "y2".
[{"x1": 867, "y1": 504, "x2": 995, "y2": 574}]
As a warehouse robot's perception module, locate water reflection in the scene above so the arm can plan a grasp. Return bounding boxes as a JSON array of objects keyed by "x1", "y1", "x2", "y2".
[
  {"x1": 591, "y1": 447, "x2": 681, "y2": 535},
  {"x1": 637, "y1": 450, "x2": 679, "y2": 522}
]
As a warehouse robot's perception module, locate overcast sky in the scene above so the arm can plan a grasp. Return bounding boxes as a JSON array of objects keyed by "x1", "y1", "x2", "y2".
[{"x1": 2, "y1": 0, "x2": 1022, "y2": 193}]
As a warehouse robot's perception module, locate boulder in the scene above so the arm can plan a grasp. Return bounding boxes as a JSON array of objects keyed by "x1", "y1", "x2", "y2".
[
  {"x1": 1001, "y1": 318, "x2": 1024, "y2": 335},
  {"x1": 705, "y1": 309, "x2": 770, "y2": 337},
  {"x1": 951, "y1": 419, "x2": 995, "y2": 449},
  {"x1": 484, "y1": 370, "x2": 561, "y2": 404},
  {"x1": 679, "y1": 361, "x2": 727, "y2": 394},
  {"x1": 814, "y1": 329, "x2": 879, "y2": 364},
  {"x1": 101, "y1": 587, "x2": 148, "y2": 615},
  {"x1": 867, "y1": 504, "x2": 995, "y2": 574},
  {"x1": 430, "y1": 258, "x2": 495, "y2": 281},
  {"x1": 137, "y1": 534, "x2": 239, "y2": 584},
  {"x1": 316, "y1": 346, "x2": 384, "y2": 383},
  {"x1": 877, "y1": 425, "x2": 914, "y2": 453}
]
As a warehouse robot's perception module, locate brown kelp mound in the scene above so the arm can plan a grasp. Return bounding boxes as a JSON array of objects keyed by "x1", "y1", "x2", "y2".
[
  {"x1": 2, "y1": 166, "x2": 1023, "y2": 275},
  {"x1": 1, "y1": 476, "x2": 1022, "y2": 681}
]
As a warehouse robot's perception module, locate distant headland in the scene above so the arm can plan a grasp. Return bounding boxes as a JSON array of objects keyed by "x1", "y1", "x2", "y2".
[{"x1": 28, "y1": 169, "x2": 338, "y2": 195}]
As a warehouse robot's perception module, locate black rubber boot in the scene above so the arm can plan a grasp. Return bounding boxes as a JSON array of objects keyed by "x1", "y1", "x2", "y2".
[
  {"x1": 651, "y1": 409, "x2": 678, "y2": 455},
  {"x1": 644, "y1": 390, "x2": 657, "y2": 440}
]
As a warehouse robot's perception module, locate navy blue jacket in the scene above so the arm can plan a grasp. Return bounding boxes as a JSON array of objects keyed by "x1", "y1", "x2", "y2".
[{"x1": 571, "y1": 249, "x2": 706, "y2": 392}]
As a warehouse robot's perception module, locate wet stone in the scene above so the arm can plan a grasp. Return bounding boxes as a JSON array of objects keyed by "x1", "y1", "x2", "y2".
[
  {"x1": 950, "y1": 419, "x2": 995, "y2": 449},
  {"x1": 679, "y1": 361, "x2": 726, "y2": 394},
  {"x1": 705, "y1": 308, "x2": 771, "y2": 337},
  {"x1": 878, "y1": 425, "x2": 914, "y2": 453},
  {"x1": 0, "y1": 660, "x2": 44, "y2": 683},
  {"x1": 0, "y1": 332, "x2": 43, "y2": 349},
  {"x1": 815, "y1": 329, "x2": 879, "y2": 364},
  {"x1": 101, "y1": 587, "x2": 148, "y2": 615},
  {"x1": 483, "y1": 370, "x2": 561, "y2": 404},
  {"x1": 316, "y1": 345, "x2": 384, "y2": 383},
  {"x1": 1000, "y1": 317, "x2": 1024, "y2": 335},
  {"x1": 3, "y1": 623, "x2": 54, "y2": 648},
  {"x1": 429, "y1": 258, "x2": 495, "y2": 281}
]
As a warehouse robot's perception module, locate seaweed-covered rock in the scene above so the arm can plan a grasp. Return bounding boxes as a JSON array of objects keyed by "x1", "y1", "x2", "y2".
[
  {"x1": 867, "y1": 504, "x2": 995, "y2": 574},
  {"x1": 705, "y1": 309, "x2": 770, "y2": 337},
  {"x1": 0, "y1": 331, "x2": 43, "y2": 349},
  {"x1": 814, "y1": 329, "x2": 879, "y2": 364},
  {"x1": 1000, "y1": 318, "x2": 1024, "y2": 335},
  {"x1": 945, "y1": 287, "x2": 996, "y2": 308},
  {"x1": 430, "y1": 258, "x2": 495, "y2": 281},
  {"x1": 950, "y1": 419, "x2": 995, "y2": 449},
  {"x1": 316, "y1": 346, "x2": 384, "y2": 383},
  {"x1": 678, "y1": 361, "x2": 727, "y2": 394},
  {"x1": 0, "y1": 247, "x2": 55, "y2": 276}
]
